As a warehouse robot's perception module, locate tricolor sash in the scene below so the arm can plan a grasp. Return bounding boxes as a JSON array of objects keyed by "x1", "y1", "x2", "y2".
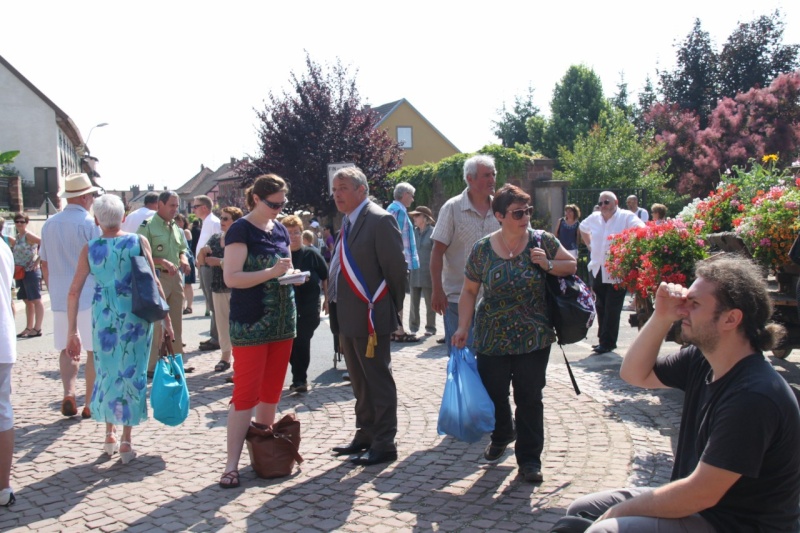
[{"x1": 339, "y1": 221, "x2": 389, "y2": 357}]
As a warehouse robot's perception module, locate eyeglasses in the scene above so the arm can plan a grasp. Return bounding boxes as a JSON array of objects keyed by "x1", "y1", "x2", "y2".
[
  {"x1": 191, "y1": 205, "x2": 204, "y2": 210},
  {"x1": 220, "y1": 216, "x2": 231, "y2": 221},
  {"x1": 507, "y1": 206, "x2": 533, "y2": 220},
  {"x1": 262, "y1": 198, "x2": 288, "y2": 210},
  {"x1": 287, "y1": 230, "x2": 303, "y2": 237},
  {"x1": 598, "y1": 199, "x2": 613, "y2": 206}
]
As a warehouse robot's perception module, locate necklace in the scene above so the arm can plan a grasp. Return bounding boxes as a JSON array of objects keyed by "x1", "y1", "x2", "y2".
[{"x1": 499, "y1": 231, "x2": 523, "y2": 258}]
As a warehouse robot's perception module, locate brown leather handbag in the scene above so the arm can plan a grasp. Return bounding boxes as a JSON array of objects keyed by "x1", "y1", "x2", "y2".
[{"x1": 245, "y1": 414, "x2": 303, "y2": 479}]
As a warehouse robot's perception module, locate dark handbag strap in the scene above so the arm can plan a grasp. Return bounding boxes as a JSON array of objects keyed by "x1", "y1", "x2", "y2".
[
  {"x1": 531, "y1": 230, "x2": 581, "y2": 396},
  {"x1": 273, "y1": 432, "x2": 304, "y2": 464}
]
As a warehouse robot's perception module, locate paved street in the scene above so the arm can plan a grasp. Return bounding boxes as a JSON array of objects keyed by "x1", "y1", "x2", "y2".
[{"x1": 3, "y1": 289, "x2": 799, "y2": 532}]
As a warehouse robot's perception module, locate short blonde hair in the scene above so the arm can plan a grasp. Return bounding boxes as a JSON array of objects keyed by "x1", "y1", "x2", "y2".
[{"x1": 302, "y1": 230, "x2": 315, "y2": 245}]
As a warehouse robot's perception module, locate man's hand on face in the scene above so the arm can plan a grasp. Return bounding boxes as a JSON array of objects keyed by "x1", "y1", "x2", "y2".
[{"x1": 653, "y1": 282, "x2": 688, "y2": 323}]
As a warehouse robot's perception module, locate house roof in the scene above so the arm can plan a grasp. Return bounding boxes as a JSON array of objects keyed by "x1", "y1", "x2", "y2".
[
  {"x1": 176, "y1": 161, "x2": 237, "y2": 198},
  {"x1": 176, "y1": 165, "x2": 215, "y2": 196},
  {"x1": 371, "y1": 98, "x2": 459, "y2": 153},
  {"x1": 0, "y1": 54, "x2": 83, "y2": 147}
]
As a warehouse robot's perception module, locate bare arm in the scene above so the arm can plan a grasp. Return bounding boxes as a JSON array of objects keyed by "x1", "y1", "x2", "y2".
[
  {"x1": 601, "y1": 461, "x2": 740, "y2": 521},
  {"x1": 451, "y1": 277, "x2": 480, "y2": 348},
  {"x1": 619, "y1": 282, "x2": 685, "y2": 389},
  {"x1": 139, "y1": 238, "x2": 173, "y2": 338},
  {"x1": 430, "y1": 240, "x2": 448, "y2": 314},
  {"x1": 41, "y1": 260, "x2": 49, "y2": 288},
  {"x1": 530, "y1": 243, "x2": 577, "y2": 277},
  {"x1": 66, "y1": 245, "x2": 91, "y2": 360},
  {"x1": 580, "y1": 229, "x2": 591, "y2": 248},
  {"x1": 223, "y1": 242, "x2": 290, "y2": 289}
]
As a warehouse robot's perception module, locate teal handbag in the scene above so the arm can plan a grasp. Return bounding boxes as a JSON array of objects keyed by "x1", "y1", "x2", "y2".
[{"x1": 150, "y1": 340, "x2": 190, "y2": 426}]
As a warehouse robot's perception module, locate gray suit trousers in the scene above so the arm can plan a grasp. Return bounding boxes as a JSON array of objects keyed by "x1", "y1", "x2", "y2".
[{"x1": 339, "y1": 333, "x2": 397, "y2": 452}]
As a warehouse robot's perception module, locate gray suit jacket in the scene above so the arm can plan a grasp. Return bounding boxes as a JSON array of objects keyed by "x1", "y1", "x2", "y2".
[{"x1": 334, "y1": 201, "x2": 407, "y2": 338}]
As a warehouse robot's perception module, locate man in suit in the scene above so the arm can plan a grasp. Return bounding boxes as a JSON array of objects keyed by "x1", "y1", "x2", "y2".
[{"x1": 328, "y1": 167, "x2": 407, "y2": 466}]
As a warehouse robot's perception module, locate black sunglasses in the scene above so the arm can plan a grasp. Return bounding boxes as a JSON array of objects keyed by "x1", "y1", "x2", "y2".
[
  {"x1": 191, "y1": 205, "x2": 204, "y2": 210},
  {"x1": 507, "y1": 206, "x2": 533, "y2": 220},
  {"x1": 14, "y1": 220, "x2": 26, "y2": 224},
  {"x1": 262, "y1": 198, "x2": 288, "y2": 210},
  {"x1": 598, "y1": 199, "x2": 613, "y2": 206}
]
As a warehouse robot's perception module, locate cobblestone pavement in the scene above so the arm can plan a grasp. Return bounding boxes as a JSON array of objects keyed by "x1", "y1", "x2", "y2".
[
  {"x1": 4, "y1": 292, "x2": 795, "y2": 532},
  {"x1": 4, "y1": 348, "x2": 681, "y2": 532}
]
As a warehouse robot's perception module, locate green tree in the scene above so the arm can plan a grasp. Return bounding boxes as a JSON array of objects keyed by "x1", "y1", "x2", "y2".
[
  {"x1": 718, "y1": 10, "x2": 800, "y2": 98},
  {"x1": 658, "y1": 19, "x2": 720, "y2": 129},
  {"x1": 544, "y1": 65, "x2": 608, "y2": 159},
  {"x1": 525, "y1": 115, "x2": 548, "y2": 154},
  {"x1": 0, "y1": 150, "x2": 20, "y2": 177},
  {"x1": 633, "y1": 76, "x2": 658, "y2": 137},
  {"x1": 492, "y1": 86, "x2": 541, "y2": 147},
  {"x1": 557, "y1": 108, "x2": 682, "y2": 209}
]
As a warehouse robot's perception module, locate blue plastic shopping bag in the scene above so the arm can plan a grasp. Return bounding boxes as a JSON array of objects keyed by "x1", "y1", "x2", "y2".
[{"x1": 437, "y1": 347, "x2": 495, "y2": 443}]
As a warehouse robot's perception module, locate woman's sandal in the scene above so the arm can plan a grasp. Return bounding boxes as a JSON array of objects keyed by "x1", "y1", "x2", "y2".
[
  {"x1": 120, "y1": 441, "x2": 136, "y2": 464},
  {"x1": 219, "y1": 470, "x2": 240, "y2": 489},
  {"x1": 26, "y1": 328, "x2": 42, "y2": 338},
  {"x1": 183, "y1": 308, "x2": 193, "y2": 315},
  {"x1": 214, "y1": 360, "x2": 231, "y2": 372},
  {"x1": 16, "y1": 328, "x2": 31, "y2": 338},
  {"x1": 104, "y1": 432, "x2": 119, "y2": 456}
]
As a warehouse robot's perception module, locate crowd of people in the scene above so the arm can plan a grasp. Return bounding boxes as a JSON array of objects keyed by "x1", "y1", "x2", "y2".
[{"x1": 0, "y1": 161, "x2": 797, "y2": 531}]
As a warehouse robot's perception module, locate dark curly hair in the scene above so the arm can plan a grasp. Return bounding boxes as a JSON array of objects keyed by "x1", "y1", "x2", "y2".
[{"x1": 694, "y1": 256, "x2": 785, "y2": 351}]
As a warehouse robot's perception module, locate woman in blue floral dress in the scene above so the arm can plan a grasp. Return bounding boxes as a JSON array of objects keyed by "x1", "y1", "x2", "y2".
[{"x1": 67, "y1": 195, "x2": 173, "y2": 463}]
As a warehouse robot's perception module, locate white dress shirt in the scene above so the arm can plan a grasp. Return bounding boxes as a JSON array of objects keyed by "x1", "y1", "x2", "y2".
[
  {"x1": 196, "y1": 212, "x2": 221, "y2": 252},
  {"x1": 580, "y1": 208, "x2": 645, "y2": 283},
  {"x1": 121, "y1": 207, "x2": 155, "y2": 233}
]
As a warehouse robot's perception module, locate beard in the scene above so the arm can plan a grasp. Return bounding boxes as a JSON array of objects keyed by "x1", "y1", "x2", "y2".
[{"x1": 682, "y1": 321, "x2": 721, "y2": 353}]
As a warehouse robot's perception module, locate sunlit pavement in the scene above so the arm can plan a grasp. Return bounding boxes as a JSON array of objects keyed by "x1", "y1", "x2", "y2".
[{"x1": 4, "y1": 290, "x2": 798, "y2": 532}]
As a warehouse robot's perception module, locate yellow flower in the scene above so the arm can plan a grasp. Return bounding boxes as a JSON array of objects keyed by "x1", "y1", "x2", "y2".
[{"x1": 762, "y1": 154, "x2": 778, "y2": 164}]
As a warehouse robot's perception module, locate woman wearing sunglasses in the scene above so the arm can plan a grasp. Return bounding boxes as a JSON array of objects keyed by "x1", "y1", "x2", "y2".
[
  {"x1": 12, "y1": 213, "x2": 44, "y2": 338},
  {"x1": 196, "y1": 206, "x2": 243, "y2": 376},
  {"x1": 452, "y1": 184, "x2": 576, "y2": 483},
  {"x1": 219, "y1": 174, "x2": 297, "y2": 489}
]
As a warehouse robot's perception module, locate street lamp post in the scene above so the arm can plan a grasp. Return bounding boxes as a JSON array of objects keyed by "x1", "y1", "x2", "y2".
[{"x1": 84, "y1": 122, "x2": 108, "y2": 155}]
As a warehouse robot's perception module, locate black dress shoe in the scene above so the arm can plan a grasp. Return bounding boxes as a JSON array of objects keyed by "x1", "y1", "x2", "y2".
[
  {"x1": 350, "y1": 449, "x2": 397, "y2": 466},
  {"x1": 591, "y1": 345, "x2": 616, "y2": 354},
  {"x1": 332, "y1": 441, "x2": 370, "y2": 456}
]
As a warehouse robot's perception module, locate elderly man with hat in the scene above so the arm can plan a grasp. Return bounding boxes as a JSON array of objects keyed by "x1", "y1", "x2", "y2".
[
  {"x1": 39, "y1": 173, "x2": 101, "y2": 418},
  {"x1": 408, "y1": 206, "x2": 437, "y2": 337}
]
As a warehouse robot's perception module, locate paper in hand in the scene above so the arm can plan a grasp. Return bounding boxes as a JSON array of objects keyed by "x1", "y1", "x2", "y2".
[{"x1": 278, "y1": 271, "x2": 310, "y2": 285}]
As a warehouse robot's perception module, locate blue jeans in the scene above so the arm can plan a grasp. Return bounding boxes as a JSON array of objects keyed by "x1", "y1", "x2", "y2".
[{"x1": 444, "y1": 301, "x2": 473, "y2": 354}]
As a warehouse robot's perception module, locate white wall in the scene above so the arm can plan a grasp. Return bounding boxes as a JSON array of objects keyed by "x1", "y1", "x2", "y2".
[{"x1": 0, "y1": 63, "x2": 59, "y2": 183}]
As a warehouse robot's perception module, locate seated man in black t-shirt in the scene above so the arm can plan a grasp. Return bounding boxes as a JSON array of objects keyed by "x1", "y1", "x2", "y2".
[{"x1": 560, "y1": 257, "x2": 800, "y2": 532}]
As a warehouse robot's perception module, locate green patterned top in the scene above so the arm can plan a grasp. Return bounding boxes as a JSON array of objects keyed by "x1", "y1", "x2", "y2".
[
  {"x1": 226, "y1": 218, "x2": 296, "y2": 347},
  {"x1": 465, "y1": 229, "x2": 560, "y2": 355}
]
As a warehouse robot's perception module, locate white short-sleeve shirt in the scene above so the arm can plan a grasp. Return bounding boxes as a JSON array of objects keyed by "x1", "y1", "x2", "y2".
[
  {"x1": 430, "y1": 188, "x2": 500, "y2": 302},
  {"x1": 580, "y1": 208, "x2": 645, "y2": 283}
]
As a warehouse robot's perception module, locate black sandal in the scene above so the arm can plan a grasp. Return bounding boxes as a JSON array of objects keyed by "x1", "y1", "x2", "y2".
[
  {"x1": 16, "y1": 328, "x2": 31, "y2": 338},
  {"x1": 214, "y1": 360, "x2": 231, "y2": 372},
  {"x1": 219, "y1": 470, "x2": 240, "y2": 489},
  {"x1": 27, "y1": 328, "x2": 42, "y2": 338}
]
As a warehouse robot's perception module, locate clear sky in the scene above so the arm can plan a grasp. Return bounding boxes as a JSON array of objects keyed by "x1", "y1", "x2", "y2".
[{"x1": 2, "y1": 1, "x2": 798, "y2": 193}]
